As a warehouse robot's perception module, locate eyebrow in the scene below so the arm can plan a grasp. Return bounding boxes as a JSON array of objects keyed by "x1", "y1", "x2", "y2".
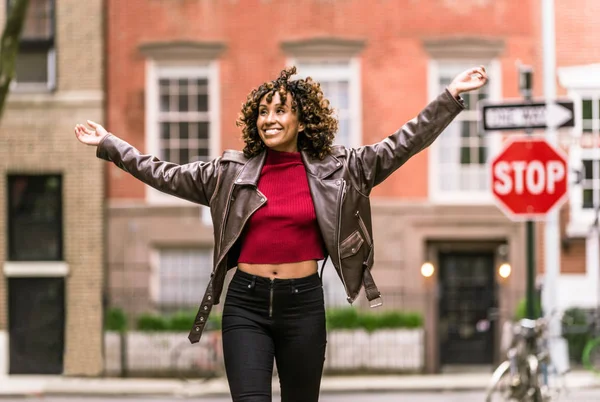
[{"x1": 258, "y1": 103, "x2": 286, "y2": 108}]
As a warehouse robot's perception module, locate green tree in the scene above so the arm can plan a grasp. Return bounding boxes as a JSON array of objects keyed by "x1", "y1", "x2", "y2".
[{"x1": 0, "y1": 0, "x2": 30, "y2": 120}]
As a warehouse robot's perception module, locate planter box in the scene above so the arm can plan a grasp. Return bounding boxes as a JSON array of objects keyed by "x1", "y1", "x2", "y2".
[
  {"x1": 104, "y1": 331, "x2": 223, "y2": 377},
  {"x1": 325, "y1": 329, "x2": 424, "y2": 373},
  {"x1": 104, "y1": 327, "x2": 424, "y2": 376}
]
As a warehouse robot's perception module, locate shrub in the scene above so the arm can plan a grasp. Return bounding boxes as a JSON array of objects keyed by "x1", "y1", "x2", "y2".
[
  {"x1": 514, "y1": 297, "x2": 542, "y2": 320},
  {"x1": 168, "y1": 311, "x2": 196, "y2": 331},
  {"x1": 562, "y1": 307, "x2": 593, "y2": 364},
  {"x1": 326, "y1": 308, "x2": 423, "y2": 332},
  {"x1": 136, "y1": 313, "x2": 169, "y2": 331},
  {"x1": 105, "y1": 307, "x2": 127, "y2": 332}
]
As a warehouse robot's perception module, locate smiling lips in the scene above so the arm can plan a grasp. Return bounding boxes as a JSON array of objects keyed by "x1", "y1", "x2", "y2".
[{"x1": 264, "y1": 128, "x2": 283, "y2": 136}]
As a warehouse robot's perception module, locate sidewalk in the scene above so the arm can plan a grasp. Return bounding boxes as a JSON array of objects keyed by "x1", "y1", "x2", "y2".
[{"x1": 0, "y1": 371, "x2": 598, "y2": 397}]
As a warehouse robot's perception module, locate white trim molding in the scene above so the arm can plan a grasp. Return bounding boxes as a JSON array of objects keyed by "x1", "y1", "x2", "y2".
[
  {"x1": 142, "y1": 42, "x2": 223, "y2": 225},
  {"x1": 3, "y1": 262, "x2": 69, "y2": 277},
  {"x1": 558, "y1": 63, "x2": 600, "y2": 90},
  {"x1": 286, "y1": 57, "x2": 363, "y2": 148},
  {"x1": 427, "y1": 58, "x2": 503, "y2": 204},
  {"x1": 0, "y1": 330, "x2": 7, "y2": 377}
]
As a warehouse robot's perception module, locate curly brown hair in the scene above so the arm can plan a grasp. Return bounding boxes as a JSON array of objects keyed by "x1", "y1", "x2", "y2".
[{"x1": 236, "y1": 66, "x2": 338, "y2": 160}]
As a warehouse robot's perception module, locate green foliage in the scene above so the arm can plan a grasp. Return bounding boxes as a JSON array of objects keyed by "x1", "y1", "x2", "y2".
[
  {"x1": 105, "y1": 307, "x2": 127, "y2": 332},
  {"x1": 562, "y1": 307, "x2": 593, "y2": 364},
  {"x1": 168, "y1": 311, "x2": 197, "y2": 331},
  {"x1": 514, "y1": 296, "x2": 542, "y2": 320},
  {"x1": 136, "y1": 313, "x2": 169, "y2": 331},
  {"x1": 130, "y1": 311, "x2": 222, "y2": 332},
  {"x1": 326, "y1": 308, "x2": 423, "y2": 332}
]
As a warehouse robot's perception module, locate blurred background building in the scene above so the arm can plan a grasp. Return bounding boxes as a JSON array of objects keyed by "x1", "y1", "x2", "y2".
[
  {"x1": 1, "y1": 0, "x2": 600, "y2": 377},
  {"x1": 0, "y1": 0, "x2": 105, "y2": 376}
]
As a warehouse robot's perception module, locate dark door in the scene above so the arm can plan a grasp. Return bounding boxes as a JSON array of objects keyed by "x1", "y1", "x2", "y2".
[
  {"x1": 438, "y1": 252, "x2": 497, "y2": 365},
  {"x1": 9, "y1": 278, "x2": 65, "y2": 374}
]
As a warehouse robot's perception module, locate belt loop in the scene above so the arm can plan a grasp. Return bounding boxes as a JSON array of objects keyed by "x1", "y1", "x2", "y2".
[
  {"x1": 248, "y1": 275, "x2": 256, "y2": 290},
  {"x1": 290, "y1": 279, "x2": 298, "y2": 294}
]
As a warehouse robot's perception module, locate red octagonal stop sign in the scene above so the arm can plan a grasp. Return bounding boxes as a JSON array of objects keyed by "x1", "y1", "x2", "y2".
[{"x1": 490, "y1": 136, "x2": 568, "y2": 221}]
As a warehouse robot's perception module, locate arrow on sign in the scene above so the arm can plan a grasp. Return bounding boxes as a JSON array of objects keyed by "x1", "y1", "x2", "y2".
[{"x1": 482, "y1": 100, "x2": 575, "y2": 131}]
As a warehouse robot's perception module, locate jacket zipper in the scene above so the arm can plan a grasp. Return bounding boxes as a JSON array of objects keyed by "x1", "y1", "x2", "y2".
[
  {"x1": 356, "y1": 212, "x2": 373, "y2": 247},
  {"x1": 214, "y1": 187, "x2": 267, "y2": 271},
  {"x1": 269, "y1": 279, "x2": 274, "y2": 318},
  {"x1": 337, "y1": 179, "x2": 352, "y2": 302}
]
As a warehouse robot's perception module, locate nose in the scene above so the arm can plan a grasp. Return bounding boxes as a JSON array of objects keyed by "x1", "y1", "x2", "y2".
[{"x1": 265, "y1": 111, "x2": 277, "y2": 124}]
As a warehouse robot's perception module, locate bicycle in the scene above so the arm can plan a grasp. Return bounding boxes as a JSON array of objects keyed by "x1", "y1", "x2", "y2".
[{"x1": 485, "y1": 311, "x2": 569, "y2": 402}]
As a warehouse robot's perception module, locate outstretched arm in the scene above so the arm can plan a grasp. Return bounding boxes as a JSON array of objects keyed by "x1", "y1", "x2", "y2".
[
  {"x1": 75, "y1": 121, "x2": 220, "y2": 206},
  {"x1": 349, "y1": 66, "x2": 488, "y2": 192}
]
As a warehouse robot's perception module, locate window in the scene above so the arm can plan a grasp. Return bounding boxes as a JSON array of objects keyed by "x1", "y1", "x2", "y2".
[
  {"x1": 290, "y1": 59, "x2": 362, "y2": 148},
  {"x1": 145, "y1": 62, "x2": 220, "y2": 215},
  {"x1": 428, "y1": 61, "x2": 501, "y2": 202},
  {"x1": 8, "y1": 0, "x2": 56, "y2": 90},
  {"x1": 566, "y1": 93, "x2": 600, "y2": 234},
  {"x1": 8, "y1": 175, "x2": 62, "y2": 261},
  {"x1": 150, "y1": 248, "x2": 213, "y2": 310}
]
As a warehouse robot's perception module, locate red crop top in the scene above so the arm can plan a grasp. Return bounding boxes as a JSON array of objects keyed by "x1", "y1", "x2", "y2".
[{"x1": 237, "y1": 149, "x2": 326, "y2": 264}]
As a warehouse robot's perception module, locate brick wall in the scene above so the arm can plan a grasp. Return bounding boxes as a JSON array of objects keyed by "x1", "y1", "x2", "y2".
[
  {"x1": 0, "y1": 0, "x2": 105, "y2": 376},
  {"x1": 106, "y1": 0, "x2": 537, "y2": 201}
]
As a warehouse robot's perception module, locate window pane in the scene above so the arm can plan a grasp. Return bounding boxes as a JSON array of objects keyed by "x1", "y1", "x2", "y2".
[
  {"x1": 179, "y1": 122, "x2": 189, "y2": 140},
  {"x1": 179, "y1": 149, "x2": 189, "y2": 164},
  {"x1": 583, "y1": 189, "x2": 594, "y2": 209},
  {"x1": 8, "y1": 175, "x2": 62, "y2": 261},
  {"x1": 198, "y1": 122, "x2": 209, "y2": 141},
  {"x1": 20, "y1": 0, "x2": 54, "y2": 40},
  {"x1": 160, "y1": 122, "x2": 169, "y2": 139},
  {"x1": 478, "y1": 146, "x2": 487, "y2": 165},
  {"x1": 197, "y1": 94, "x2": 208, "y2": 112},
  {"x1": 460, "y1": 147, "x2": 471, "y2": 164},
  {"x1": 178, "y1": 79, "x2": 189, "y2": 111},
  {"x1": 583, "y1": 99, "x2": 593, "y2": 120},
  {"x1": 15, "y1": 49, "x2": 48, "y2": 84},
  {"x1": 156, "y1": 248, "x2": 213, "y2": 309}
]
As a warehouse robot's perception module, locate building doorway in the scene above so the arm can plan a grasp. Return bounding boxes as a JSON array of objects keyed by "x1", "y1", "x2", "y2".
[{"x1": 438, "y1": 251, "x2": 497, "y2": 366}]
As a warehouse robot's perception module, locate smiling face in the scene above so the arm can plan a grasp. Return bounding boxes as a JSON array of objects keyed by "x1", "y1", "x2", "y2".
[{"x1": 257, "y1": 91, "x2": 304, "y2": 153}]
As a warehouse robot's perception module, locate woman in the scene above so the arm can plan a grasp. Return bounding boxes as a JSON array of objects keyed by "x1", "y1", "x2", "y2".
[{"x1": 75, "y1": 65, "x2": 487, "y2": 401}]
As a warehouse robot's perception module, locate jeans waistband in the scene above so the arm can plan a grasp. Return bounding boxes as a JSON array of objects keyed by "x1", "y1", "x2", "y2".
[{"x1": 232, "y1": 268, "x2": 321, "y2": 293}]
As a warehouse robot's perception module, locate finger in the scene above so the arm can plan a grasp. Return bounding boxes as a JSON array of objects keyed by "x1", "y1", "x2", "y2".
[{"x1": 87, "y1": 120, "x2": 98, "y2": 128}]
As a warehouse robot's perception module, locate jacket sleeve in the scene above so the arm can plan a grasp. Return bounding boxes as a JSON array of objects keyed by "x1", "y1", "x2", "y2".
[
  {"x1": 96, "y1": 134, "x2": 220, "y2": 206},
  {"x1": 348, "y1": 88, "x2": 465, "y2": 193}
]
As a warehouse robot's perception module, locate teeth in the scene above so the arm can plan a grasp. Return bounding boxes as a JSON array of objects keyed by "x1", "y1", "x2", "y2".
[{"x1": 266, "y1": 129, "x2": 281, "y2": 135}]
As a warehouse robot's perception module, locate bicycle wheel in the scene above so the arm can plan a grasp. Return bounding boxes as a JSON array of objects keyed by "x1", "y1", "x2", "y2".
[
  {"x1": 486, "y1": 360, "x2": 534, "y2": 402},
  {"x1": 582, "y1": 336, "x2": 600, "y2": 375}
]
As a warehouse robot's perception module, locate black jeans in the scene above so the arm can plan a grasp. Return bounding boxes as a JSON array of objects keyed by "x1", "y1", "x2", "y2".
[{"x1": 222, "y1": 269, "x2": 327, "y2": 402}]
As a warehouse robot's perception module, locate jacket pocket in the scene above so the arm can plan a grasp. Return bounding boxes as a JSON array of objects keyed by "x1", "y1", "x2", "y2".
[
  {"x1": 340, "y1": 230, "x2": 364, "y2": 259},
  {"x1": 355, "y1": 211, "x2": 373, "y2": 247}
]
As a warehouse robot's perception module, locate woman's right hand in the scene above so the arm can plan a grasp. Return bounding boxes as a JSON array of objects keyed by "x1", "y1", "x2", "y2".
[{"x1": 74, "y1": 120, "x2": 110, "y2": 146}]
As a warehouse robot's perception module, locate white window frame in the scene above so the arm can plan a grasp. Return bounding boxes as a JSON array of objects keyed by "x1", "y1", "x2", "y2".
[
  {"x1": 149, "y1": 247, "x2": 214, "y2": 309},
  {"x1": 557, "y1": 64, "x2": 600, "y2": 237},
  {"x1": 2, "y1": 0, "x2": 57, "y2": 92},
  {"x1": 565, "y1": 89, "x2": 600, "y2": 237},
  {"x1": 10, "y1": 48, "x2": 57, "y2": 92},
  {"x1": 287, "y1": 57, "x2": 362, "y2": 148},
  {"x1": 428, "y1": 58, "x2": 503, "y2": 204},
  {"x1": 145, "y1": 60, "x2": 220, "y2": 225}
]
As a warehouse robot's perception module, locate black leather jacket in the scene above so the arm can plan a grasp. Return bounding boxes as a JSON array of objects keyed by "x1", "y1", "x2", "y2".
[{"x1": 96, "y1": 88, "x2": 465, "y2": 343}]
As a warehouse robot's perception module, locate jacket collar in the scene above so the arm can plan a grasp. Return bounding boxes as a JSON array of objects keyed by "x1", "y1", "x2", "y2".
[
  {"x1": 235, "y1": 146, "x2": 344, "y2": 186},
  {"x1": 301, "y1": 147, "x2": 344, "y2": 180}
]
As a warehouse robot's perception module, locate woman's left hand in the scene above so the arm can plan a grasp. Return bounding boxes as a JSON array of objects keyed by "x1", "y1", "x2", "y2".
[{"x1": 447, "y1": 65, "x2": 488, "y2": 97}]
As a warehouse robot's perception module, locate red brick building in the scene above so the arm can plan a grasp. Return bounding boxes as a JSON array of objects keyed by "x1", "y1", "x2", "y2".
[{"x1": 103, "y1": 0, "x2": 593, "y2": 373}]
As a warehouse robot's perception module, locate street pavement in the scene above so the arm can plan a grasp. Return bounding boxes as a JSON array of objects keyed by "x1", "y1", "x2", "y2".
[
  {"x1": 2, "y1": 390, "x2": 600, "y2": 401},
  {"x1": 1, "y1": 371, "x2": 599, "y2": 400}
]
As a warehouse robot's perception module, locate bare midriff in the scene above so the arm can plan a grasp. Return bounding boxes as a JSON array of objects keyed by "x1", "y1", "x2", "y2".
[{"x1": 238, "y1": 260, "x2": 318, "y2": 280}]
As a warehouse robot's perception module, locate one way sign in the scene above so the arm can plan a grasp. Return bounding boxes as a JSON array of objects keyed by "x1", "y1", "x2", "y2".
[{"x1": 482, "y1": 100, "x2": 575, "y2": 131}]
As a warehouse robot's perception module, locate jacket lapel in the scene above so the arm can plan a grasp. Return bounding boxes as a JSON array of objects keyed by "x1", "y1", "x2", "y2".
[{"x1": 301, "y1": 148, "x2": 345, "y2": 266}]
